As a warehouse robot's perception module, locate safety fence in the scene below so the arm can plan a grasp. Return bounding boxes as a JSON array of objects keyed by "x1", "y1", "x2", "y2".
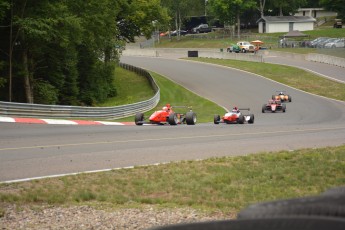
[{"x1": 0, "y1": 63, "x2": 160, "y2": 119}]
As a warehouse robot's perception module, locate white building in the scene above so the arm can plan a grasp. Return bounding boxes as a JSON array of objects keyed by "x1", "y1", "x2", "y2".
[
  {"x1": 257, "y1": 16, "x2": 316, "y2": 33},
  {"x1": 295, "y1": 8, "x2": 337, "y2": 18}
]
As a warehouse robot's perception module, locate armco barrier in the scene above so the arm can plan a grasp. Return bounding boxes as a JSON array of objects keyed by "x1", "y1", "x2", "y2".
[
  {"x1": 198, "y1": 51, "x2": 263, "y2": 62},
  {"x1": 0, "y1": 63, "x2": 160, "y2": 119},
  {"x1": 307, "y1": 53, "x2": 345, "y2": 68}
]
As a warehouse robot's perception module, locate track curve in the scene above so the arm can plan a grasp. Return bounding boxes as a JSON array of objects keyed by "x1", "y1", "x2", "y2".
[{"x1": 1, "y1": 56, "x2": 345, "y2": 182}]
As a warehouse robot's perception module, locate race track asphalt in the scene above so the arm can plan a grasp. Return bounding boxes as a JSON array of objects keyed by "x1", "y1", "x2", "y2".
[{"x1": 0, "y1": 54, "x2": 344, "y2": 182}]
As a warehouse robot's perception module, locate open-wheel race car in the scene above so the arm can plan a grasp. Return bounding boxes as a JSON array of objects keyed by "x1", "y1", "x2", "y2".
[
  {"x1": 262, "y1": 99, "x2": 286, "y2": 113},
  {"x1": 214, "y1": 107, "x2": 254, "y2": 124},
  {"x1": 135, "y1": 104, "x2": 197, "y2": 125},
  {"x1": 272, "y1": 91, "x2": 292, "y2": 102}
]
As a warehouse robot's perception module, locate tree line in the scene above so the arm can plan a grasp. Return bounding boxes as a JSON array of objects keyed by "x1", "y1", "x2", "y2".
[
  {"x1": 0, "y1": 0, "x2": 343, "y2": 105},
  {"x1": 0, "y1": 0, "x2": 169, "y2": 105}
]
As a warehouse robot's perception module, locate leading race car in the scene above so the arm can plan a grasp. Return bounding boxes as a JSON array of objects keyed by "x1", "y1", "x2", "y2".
[
  {"x1": 272, "y1": 91, "x2": 292, "y2": 102},
  {"x1": 135, "y1": 104, "x2": 197, "y2": 125},
  {"x1": 214, "y1": 107, "x2": 254, "y2": 124},
  {"x1": 262, "y1": 99, "x2": 286, "y2": 113}
]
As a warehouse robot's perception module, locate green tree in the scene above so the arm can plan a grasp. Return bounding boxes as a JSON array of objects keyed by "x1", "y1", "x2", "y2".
[
  {"x1": 266, "y1": 0, "x2": 307, "y2": 16},
  {"x1": 320, "y1": 0, "x2": 345, "y2": 20},
  {"x1": 209, "y1": 0, "x2": 256, "y2": 36},
  {"x1": 0, "y1": 0, "x2": 169, "y2": 105}
]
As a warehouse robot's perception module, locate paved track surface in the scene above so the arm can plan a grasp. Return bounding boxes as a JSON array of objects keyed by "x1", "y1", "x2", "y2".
[
  {"x1": 1, "y1": 56, "x2": 345, "y2": 182},
  {"x1": 263, "y1": 55, "x2": 345, "y2": 83}
]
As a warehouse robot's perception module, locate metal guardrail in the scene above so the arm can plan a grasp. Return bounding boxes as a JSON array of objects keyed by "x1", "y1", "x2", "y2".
[{"x1": 0, "y1": 63, "x2": 160, "y2": 119}]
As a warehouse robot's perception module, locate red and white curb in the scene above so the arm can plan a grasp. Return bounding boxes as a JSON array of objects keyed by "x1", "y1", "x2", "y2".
[{"x1": 0, "y1": 116, "x2": 134, "y2": 126}]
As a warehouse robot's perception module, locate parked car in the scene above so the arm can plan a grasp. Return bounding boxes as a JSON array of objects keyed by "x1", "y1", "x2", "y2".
[
  {"x1": 226, "y1": 44, "x2": 241, "y2": 53},
  {"x1": 316, "y1": 38, "x2": 338, "y2": 48},
  {"x1": 309, "y1": 37, "x2": 329, "y2": 48},
  {"x1": 170, "y1": 30, "x2": 188, "y2": 36},
  {"x1": 324, "y1": 38, "x2": 345, "y2": 48},
  {"x1": 334, "y1": 19, "x2": 342, "y2": 28},
  {"x1": 191, "y1": 24, "x2": 212, "y2": 34},
  {"x1": 237, "y1": 41, "x2": 255, "y2": 53}
]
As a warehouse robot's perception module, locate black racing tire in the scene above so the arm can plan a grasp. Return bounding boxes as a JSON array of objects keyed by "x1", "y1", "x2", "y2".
[
  {"x1": 149, "y1": 217, "x2": 345, "y2": 230},
  {"x1": 282, "y1": 104, "x2": 286, "y2": 112},
  {"x1": 248, "y1": 114, "x2": 254, "y2": 124},
  {"x1": 237, "y1": 189, "x2": 345, "y2": 220},
  {"x1": 186, "y1": 112, "x2": 196, "y2": 125},
  {"x1": 168, "y1": 113, "x2": 178, "y2": 125},
  {"x1": 214, "y1": 114, "x2": 220, "y2": 124},
  {"x1": 262, "y1": 104, "x2": 266, "y2": 113},
  {"x1": 238, "y1": 114, "x2": 245, "y2": 124},
  {"x1": 288, "y1": 95, "x2": 292, "y2": 102},
  {"x1": 135, "y1": 113, "x2": 144, "y2": 125},
  {"x1": 242, "y1": 48, "x2": 247, "y2": 53}
]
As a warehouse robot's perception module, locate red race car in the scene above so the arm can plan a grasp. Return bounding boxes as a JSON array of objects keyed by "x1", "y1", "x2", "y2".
[
  {"x1": 135, "y1": 104, "x2": 197, "y2": 125},
  {"x1": 272, "y1": 91, "x2": 292, "y2": 102},
  {"x1": 214, "y1": 107, "x2": 254, "y2": 124},
  {"x1": 262, "y1": 99, "x2": 286, "y2": 113}
]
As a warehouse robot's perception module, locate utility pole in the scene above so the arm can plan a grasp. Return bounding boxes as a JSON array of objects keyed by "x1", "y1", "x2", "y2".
[
  {"x1": 9, "y1": 0, "x2": 13, "y2": 102},
  {"x1": 205, "y1": 0, "x2": 207, "y2": 16}
]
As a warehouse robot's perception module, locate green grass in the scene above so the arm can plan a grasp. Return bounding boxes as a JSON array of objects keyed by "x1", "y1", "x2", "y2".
[
  {"x1": 1, "y1": 145, "x2": 344, "y2": 215},
  {"x1": 114, "y1": 71, "x2": 226, "y2": 123},
  {"x1": 186, "y1": 58, "x2": 345, "y2": 101},
  {"x1": 96, "y1": 66, "x2": 155, "y2": 107}
]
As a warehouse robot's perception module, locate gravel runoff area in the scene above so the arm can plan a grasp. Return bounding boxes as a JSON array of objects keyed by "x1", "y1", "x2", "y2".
[{"x1": 0, "y1": 204, "x2": 231, "y2": 229}]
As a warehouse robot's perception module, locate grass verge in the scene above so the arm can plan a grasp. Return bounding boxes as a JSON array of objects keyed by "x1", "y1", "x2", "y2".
[
  {"x1": 186, "y1": 58, "x2": 345, "y2": 101},
  {"x1": 96, "y1": 66, "x2": 155, "y2": 107},
  {"x1": 1, "y1": 145, "x2": 344, "y2": 215}
]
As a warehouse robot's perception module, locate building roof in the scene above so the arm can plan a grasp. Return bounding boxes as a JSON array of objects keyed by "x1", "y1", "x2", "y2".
[{"x1": 257, "y1": 16, "x2": 316, "y2": 23}]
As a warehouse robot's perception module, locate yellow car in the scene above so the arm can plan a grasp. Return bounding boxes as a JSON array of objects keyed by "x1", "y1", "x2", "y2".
[{"x1": 272, "y1": 91, "x2": 292, "y2": 102}]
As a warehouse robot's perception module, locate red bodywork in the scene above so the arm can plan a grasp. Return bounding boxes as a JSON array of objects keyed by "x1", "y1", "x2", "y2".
[
  {"x1": 135, "y1": 104, "x2": 196, "y2": 126},
  {"x1": 262, "y1": 100, "x2": 286, "y2": 113},
  {"x1": 149, "y1": 109, "x2": 175, "y2": 124},
  {"x1": 222, "y1": 112, "x2": 241, "y2": 123}
]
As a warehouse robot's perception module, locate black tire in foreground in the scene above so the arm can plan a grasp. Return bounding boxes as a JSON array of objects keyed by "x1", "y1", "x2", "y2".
[
  {"x1": 238, "y1": 114, "x2": 245, "y2": 124},
  {"x1": 135, "y1": 113, "x2": 144, "y2": 125},
  {"x1": 168, "y1": 113, "x2": 178, "y2": 125},
  {"x1": 214, "y1": 114, "x2": 220, "y2": 124},
  {"x1": 237, "y1": 187, "x2": 345, "y2": 219},
  {"x1": 149, "y1": 217, "x2": 345, "y2": 230},
  {"x1": 185, "y1": 112, "x2": 197, "y2": 125},
  {"x1": 248, "y1": 114, "x2": 254, "y2": 124}
]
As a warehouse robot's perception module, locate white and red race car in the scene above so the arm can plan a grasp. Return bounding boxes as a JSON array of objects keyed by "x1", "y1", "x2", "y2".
[{"x1": 214, "y1": 107, "x2": 254, "y2": 124}]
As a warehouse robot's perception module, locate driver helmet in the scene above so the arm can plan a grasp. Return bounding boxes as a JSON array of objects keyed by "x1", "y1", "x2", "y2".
[{"x1": 279, "y1": 92, "x2": 284, "y2": 95}]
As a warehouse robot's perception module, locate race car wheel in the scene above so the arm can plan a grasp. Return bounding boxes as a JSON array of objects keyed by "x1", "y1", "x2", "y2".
[
  {"x1": 214, "y1": 114, "x2": 220, "y2": 124},
  {"x1": 248, "y1": 114, "x2": 254, "y2": 124},
  {"x1": 282, "y1": 104, "x2": 286, "y2": 112},
  {"x1": 238, "y1": 115, "x2": 245, "y2": 124},
  {"x1": 262, "y1": 104, "x2": 266, "y2": 113},
  {"x1": 135, "y1": 113, "x2": 144, "y2": 125},
  {"x1": 168, "y1": 113, "x2": 178, "y2": 125},
  {"x1": 186, "y1": 112, "x2": 196, "y2": 125},
  {"x1": 288, "y1": 95, "x2": 292, "y2": 102}
]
